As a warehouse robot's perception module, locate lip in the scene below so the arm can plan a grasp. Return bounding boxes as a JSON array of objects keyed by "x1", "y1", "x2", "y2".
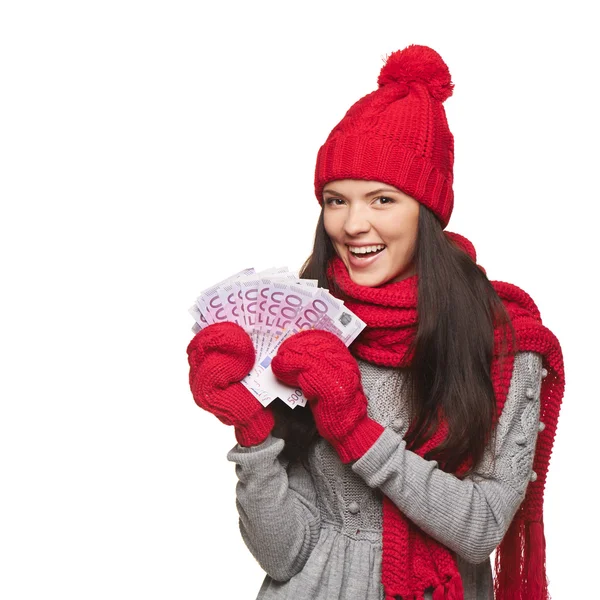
[{"x1": 347, "y1": 246, "x2": 386, "y2": 268}]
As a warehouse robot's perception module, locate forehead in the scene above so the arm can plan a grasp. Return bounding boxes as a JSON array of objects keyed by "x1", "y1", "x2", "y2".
[{"x1": 322, "y1": 179, "x2": 404, "y2": 196}]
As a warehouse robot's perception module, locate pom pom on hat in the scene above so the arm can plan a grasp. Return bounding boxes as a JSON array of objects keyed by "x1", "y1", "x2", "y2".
[
  {"x1": 314, "y1": 44, "x2": 456, "y2": 227},
  {"x1": 377, "y1": 44, "x2": 454, "y2": 102}
]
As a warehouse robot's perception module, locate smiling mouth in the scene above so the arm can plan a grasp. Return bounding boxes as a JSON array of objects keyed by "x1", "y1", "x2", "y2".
[{"x1": 347, "y1": 245, "x2": 386, "y2": 258}]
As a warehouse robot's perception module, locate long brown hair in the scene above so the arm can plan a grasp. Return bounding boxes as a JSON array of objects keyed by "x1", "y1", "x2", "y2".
[{"x1": 272, "y1": 204, "x2": 516, "y2": 474}]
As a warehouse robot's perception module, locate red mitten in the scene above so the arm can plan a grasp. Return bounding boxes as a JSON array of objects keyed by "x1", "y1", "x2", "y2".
[
  {"x1": 187, "y1": 322, "x2": 274, "y2": 447},
  {"x1": 271, "y1": 329, "x2": 384, "y2": 463}
]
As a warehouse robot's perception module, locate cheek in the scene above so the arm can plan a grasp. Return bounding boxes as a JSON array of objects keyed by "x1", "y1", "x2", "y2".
[
  {"x1": 323, "y1": 211, "x2": 339, "y2": 239},
  {"x1": 390, "y1": 207, "x2": 419, "y2": 243},
  {"x1": 385, "y1": 224, "x2": 417, "y2": 260},
  {"x1": 389, "y1": 238, "x2": 413, "y2": 262}
]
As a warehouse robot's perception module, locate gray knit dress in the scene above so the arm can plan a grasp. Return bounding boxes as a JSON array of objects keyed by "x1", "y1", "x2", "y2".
[{"x1": 226, "y1": 352, "x2": 543, "y2": 600}]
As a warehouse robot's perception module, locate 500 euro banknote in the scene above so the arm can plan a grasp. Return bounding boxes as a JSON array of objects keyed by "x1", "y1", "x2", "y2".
[{"x1": 189, "y1": 267, "x2": 365, "y2": 409}]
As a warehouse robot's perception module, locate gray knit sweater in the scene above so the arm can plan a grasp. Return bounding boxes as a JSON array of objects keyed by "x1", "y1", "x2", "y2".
[{"x1": 226, "y1": 352, "x2": 543, "y2": 600}]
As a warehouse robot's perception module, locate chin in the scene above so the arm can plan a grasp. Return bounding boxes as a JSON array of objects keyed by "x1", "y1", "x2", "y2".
[
  {"x1": 348, "y1": 270, "x2": 391, "y2": 288},
  {"x1": 349, "y1": 265, "x2": 414, "y2": 287}
]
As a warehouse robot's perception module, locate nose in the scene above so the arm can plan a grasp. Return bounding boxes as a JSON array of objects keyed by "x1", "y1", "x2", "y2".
[{"x1": 343, "y1": 204, "x2": 371, "y2": 237}]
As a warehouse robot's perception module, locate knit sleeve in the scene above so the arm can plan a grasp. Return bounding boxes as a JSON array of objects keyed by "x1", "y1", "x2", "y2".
[
  {"x1": 226, "y1": 434, "x2": 321, "y2": 581},
  {"x1": 351, "y1": 351, "x2": 543, "y2": 564}
]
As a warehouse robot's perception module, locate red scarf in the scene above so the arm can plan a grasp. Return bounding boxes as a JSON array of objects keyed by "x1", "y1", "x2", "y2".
[{"x1": 326, "y1": 232, "x2": 565, "y2": 600}]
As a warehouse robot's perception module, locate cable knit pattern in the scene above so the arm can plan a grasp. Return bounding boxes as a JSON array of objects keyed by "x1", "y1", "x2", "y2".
[
  {"x1": 226, "y1": 352, "x2": 543, "y2": 600},
  {"x1": 355, "y1": 354, "x2": 544, "y2": 565},
  {"x1": 314, "y1": 45, "x2": 455, "y2": 228}
]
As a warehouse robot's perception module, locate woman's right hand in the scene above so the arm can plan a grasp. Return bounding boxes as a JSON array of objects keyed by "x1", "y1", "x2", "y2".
[
  {"x1": 187, "y1": 322, "x2": 274, "y2": 447},
  {"x1": 271, "y1": 329, "x2": 384, "y2": 463}
]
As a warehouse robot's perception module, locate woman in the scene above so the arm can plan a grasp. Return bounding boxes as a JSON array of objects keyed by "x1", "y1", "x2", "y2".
[{"x1": 187, "y1": 45, "x2": 565, "y2": 599}]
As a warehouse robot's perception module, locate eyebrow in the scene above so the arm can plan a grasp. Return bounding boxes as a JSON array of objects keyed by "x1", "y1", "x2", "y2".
[{"x1": 322, "y1": 187, "x2": 400, "y2": 198}]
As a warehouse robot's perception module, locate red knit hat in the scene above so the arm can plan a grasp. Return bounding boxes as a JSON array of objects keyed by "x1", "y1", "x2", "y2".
[{"x1": 314, "y1": 44, "x2": 455, "y2": 228}]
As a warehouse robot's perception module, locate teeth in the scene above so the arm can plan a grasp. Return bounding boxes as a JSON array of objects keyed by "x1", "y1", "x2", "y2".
[{"x1": 349, "y1": 244, "x2": 385, "y2": 255}]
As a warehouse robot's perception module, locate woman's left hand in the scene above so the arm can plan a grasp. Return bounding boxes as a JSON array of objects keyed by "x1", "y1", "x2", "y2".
[{"x1": 271, "y1": 329, "x2": 384, "y2": 463}]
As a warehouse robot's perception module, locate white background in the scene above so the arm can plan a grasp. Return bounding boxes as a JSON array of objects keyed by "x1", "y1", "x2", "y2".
[{"x1": 1, "y1": 1, "x2": 598, "y2": 598}]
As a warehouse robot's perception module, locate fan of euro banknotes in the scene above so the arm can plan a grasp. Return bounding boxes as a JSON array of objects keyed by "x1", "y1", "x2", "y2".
[{"x1": 189, "y1": 267, "x2": 366, "y2": 409}]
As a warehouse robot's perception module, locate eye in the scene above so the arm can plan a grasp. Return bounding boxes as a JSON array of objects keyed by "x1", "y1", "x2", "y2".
[
  {"x1": 324, "y1": 197, "x2": 345, "y2": 206},
  {"x1": 375, "y1": 196, "x2": 395, "y2": 205}
]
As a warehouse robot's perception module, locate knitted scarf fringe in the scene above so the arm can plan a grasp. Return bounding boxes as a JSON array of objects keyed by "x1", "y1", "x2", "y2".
[
  {"x1": 494, "y1": 516, "x2": 548, "y2": 600},
  {"x1": 494, "y1": 330, "x2": 563, "y2": 600}
]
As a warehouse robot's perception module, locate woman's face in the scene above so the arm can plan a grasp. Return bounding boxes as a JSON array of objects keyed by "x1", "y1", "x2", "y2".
[{"x1": 322, "y1": 179, "x2": 420, "y2": 287}]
